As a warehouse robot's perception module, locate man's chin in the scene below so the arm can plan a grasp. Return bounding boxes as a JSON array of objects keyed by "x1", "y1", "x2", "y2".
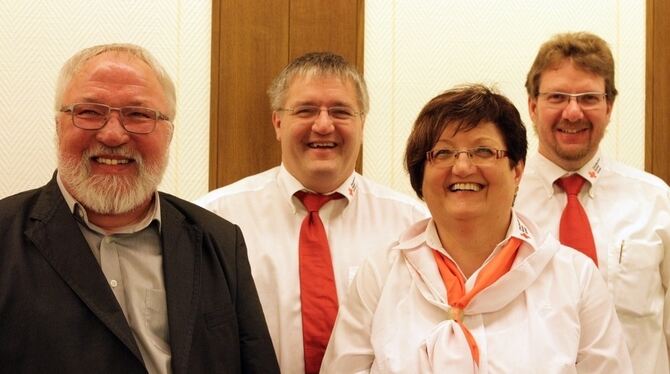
[
  {"x1": 61, "y1": 171, "x2": 160, "y2": 215},
  {"x1": 81, "y1": 177, "x2": 151, "y2": 214},
  {"x1": 305, "y1": 162, "x2": 344, "y2": 178},
  {"x1": 556, "y1": 145, "x2": 592, "y2": 162}
]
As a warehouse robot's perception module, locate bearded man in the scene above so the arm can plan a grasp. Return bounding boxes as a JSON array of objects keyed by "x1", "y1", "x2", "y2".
[
  {"x1": 0, "y1": 43, "x2": 278, "y2": 374},
  {"x1": 516, "y1": 32, "x2": 670, "y2": 374}
]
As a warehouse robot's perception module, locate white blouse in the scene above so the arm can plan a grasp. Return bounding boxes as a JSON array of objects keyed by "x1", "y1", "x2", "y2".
[{"x1": 322, "y1": 213, "x2": 632, "y2": 373}]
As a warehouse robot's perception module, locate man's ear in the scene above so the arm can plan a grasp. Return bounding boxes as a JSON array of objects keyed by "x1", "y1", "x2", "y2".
[
  {"x1": 528, "y1": 96, "x2": 538, "y2": 124},
  {"x1": 272, "y1": 111, "x2": 282, "y2": 141},
  {"x1": 605, "y1": 100, "x2": 614, "y2": 121},
  {"x1": 167, "y1": 122, "x2": 174, "y2": 143}
]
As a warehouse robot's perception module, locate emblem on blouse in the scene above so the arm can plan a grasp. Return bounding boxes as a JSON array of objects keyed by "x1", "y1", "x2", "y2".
[{"x1": 348, "y1": 177, "x2": 358, "y2": 197}]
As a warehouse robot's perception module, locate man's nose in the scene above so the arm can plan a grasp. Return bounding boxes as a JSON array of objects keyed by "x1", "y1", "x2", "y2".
[
  {"x1": 562, "y1": 97, "x2": 585, "y2": 122},
  {"x1": 312, "y1": 109, "x2": 334, "y2": 134},
  {"x1": 95, "y1": 112, "x2": 130, "y2": 146}
]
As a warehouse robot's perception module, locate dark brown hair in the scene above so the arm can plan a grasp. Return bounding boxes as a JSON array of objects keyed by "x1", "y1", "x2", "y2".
[{"x1": 404, "y1": 84, "x2": 527, "y2": 199}]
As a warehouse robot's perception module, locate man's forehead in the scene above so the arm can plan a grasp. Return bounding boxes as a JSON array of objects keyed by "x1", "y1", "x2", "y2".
[
  {"x1": 285, "y1": 74, "x2": 357, "y2": 102},
  {"x1": 538, "y1": 61, "x2": 605, "y2": 87},
  {"x1": 78, "y1": 52, "x2": 150, "y2": 75},
  {"x1": 289, "y1": 72, "x2": 352, "y2": 86}
]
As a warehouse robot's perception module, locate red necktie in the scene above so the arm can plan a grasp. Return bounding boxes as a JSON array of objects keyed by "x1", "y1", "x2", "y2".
[
  {"x1": 556, "y1": 174, "x2": 598, "y2": 266},
  {"x1": 295, "y1": 191, "x2": 343, "y2": 374}
]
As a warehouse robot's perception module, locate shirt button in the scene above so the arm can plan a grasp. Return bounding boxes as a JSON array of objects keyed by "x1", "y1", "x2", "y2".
[{"x1": 110, "y1": 279, "x2": 118, "y2": 288}]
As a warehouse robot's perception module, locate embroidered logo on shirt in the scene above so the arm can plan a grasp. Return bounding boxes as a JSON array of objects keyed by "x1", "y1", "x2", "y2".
[
  {"x1": 516, "y1": 217, "x2": 531, "y2": 239},
  {"x1": 348, "y1": 177, "x2": 358, "y2": 197},
  {"x1": 588, "y1": 158, "x2": 602, "y2": 179}
]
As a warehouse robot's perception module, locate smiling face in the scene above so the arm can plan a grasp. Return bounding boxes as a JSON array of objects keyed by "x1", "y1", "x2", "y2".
[
  {"x1": 529, "y1": 59, "x2": 613, "y2": 171},
  {"x1": 272, "y1": 74, "x2": 363, "y2": 193},
  {"x1": 422, "y1": 121, "x2": 524, "y2": 227},
  {"x1": 56, "y1": 51, "x2": 173, "y2": 215}
]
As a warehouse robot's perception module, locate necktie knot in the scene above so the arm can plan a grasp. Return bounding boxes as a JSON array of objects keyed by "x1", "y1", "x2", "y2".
[
  {"x1": 296, "y1": 191, "x2": 342, "y2": 212},
  {"x1": 556, "y1": 174, "x2": 586, "y2": 196}
]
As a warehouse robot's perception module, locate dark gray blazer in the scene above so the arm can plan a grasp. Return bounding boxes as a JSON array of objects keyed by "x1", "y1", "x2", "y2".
[{"x1": 0, "y1": 174, "x2": 279, "y2": 373}]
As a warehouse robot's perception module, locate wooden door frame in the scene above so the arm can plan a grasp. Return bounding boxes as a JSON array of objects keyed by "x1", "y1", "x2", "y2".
[{"x1": 646, "y1": 0, "x2": 670, "y2": 183}]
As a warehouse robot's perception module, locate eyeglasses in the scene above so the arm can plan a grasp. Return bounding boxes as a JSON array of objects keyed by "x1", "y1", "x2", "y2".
[
  {"x1": 426, "y1": 146, "x2": 509, "y2": 168},
  {"x1": 537, "y1": 92, "x2": 607, "y2": 110},
  {"x1": 60, "y1": 103, "x2": 171, "y2": 134},
  {"x1": 277, "y1": 105, "x2": 362, "y2": 122}
]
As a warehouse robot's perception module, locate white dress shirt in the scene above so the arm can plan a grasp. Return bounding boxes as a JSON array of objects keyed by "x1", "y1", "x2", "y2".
[
  {"x1": 195, "y1": 165, "x2": 429, "y2": 373},
  {"x1": 516, "y1": 152, "x2": 670, "y2": 374},
  {"x1": 321, "y1": 213, "x2": 632, "y2": 373}
]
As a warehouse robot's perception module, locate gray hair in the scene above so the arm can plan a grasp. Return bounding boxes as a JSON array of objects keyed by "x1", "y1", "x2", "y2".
[
  {"x1": 54, "y1": 43, "x2": 177, "y2": 120},
  {"x1": 267, "y1": 52, "x2": 369, "y2": 115}
]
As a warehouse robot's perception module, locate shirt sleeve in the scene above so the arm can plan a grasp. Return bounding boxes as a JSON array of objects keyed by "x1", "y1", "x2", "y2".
[
  {"x1": 575, "y1": 258, "x2": 633, "y2": 373},
  {"x1": 321, "y1": 248, "x2": 391, "y2": 373},
  {"x1": 660, "y1": 189, "x2": 670, "y2": 369}
]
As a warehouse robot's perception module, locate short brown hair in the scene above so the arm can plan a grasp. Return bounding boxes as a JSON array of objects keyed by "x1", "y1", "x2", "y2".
[
  {"x1": 405, "y1": 84, "x2": 527, "y2": 199},
  {"x1": 525, "y1": 32, "x2": 617, "y2": 103},
  {"x1": 267, "y1": 52, "x2": 369, "y2": 115}
]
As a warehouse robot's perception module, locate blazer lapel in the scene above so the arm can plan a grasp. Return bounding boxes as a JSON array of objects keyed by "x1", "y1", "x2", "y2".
[
  {"x1": 24, "y1": 177, "x2": 143, "y2": 362},
  {"x1": 160, "y1": 196, "x2": 202, "y2": 374}
]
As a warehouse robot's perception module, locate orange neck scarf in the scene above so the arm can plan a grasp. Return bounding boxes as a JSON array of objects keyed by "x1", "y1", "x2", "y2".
[{"x1": 432, "y1": 237, "x2": 522, "y2": 365}]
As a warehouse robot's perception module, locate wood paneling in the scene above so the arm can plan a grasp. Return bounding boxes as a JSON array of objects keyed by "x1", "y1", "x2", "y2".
[
  {"x1": 210, "y1": 0, "x2": 289, "y2": 189},
  {"x1": 646, "y1": 0, "x2": 670, "y2": 183},
  {"x1": 288, "y1": 0, "x2": 363, "y2": 65},
  {"x1": 210, "y1": 0, "x2": 365, "y2": 189}
]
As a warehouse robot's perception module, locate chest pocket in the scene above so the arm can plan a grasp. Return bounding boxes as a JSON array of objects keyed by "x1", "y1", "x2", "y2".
[{"x1": 609, "y1": 239, "x2": 664, "y2": 317}]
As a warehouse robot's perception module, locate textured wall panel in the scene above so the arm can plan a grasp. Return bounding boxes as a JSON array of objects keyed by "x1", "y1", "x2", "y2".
[
  {"x1": 0, "y1": 0, "x2": 211, "y2": 200},
  {"x1": 0, "y1": 1, "x2": 646, "y2": 201},
  {"x1": 364, "y1": 0, "x2": 646, "y2": 196}
]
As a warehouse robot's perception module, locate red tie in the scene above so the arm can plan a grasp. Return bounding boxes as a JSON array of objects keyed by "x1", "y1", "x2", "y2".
[
  {"x1": 295, "y1": 191, "x2": 343, "y2": 374},
  {"x1": 556, "y1": 174, "x2": 598, "y2": 266}
]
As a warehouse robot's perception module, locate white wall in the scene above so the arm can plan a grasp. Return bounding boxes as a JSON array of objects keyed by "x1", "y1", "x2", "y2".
[
  {"x1": 0, "y1": 1, "x2": 645, "y2": 201},
  {"x1": 0, "y1": 0, "x2": 212, "y2": 200},
  {"x1": 364, "y1": 0, "x2": 646, "y2": 197}
]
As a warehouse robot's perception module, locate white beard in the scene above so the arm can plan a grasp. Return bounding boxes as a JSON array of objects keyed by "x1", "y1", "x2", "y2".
[{"x1": 58, "y1": 144, "x2": 168, "y2": 214}]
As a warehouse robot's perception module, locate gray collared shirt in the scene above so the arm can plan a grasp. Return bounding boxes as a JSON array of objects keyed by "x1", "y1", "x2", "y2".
[{"x1": 57, "y1": 174, "x2": 171, "y2": 374}]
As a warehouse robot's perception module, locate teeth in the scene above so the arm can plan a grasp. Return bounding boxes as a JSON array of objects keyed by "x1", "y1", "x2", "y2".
[
  {"x1": 96, "y1": 157, "x2": 130, "y2": 165},
  {"x1": 450, "y1": 182, "x2": 481, "y2": 192},
  {"x1": 309, "y1": 142, "x2": 335, "y2": 148},
  {"x1": 560, "y1": 128, "x2": 583, "y2": 134}
]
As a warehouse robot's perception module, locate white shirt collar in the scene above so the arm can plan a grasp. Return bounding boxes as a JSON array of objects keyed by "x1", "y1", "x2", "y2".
[
  {"x1": 277, "y1": 163, "x2": 356, "y2": 213},
  {"x1": 394, "y1": 211, "x2": 540, "y2": 259},
  {"x1": 531, "y1": 151, "x2": 604, "y2": 198}
]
